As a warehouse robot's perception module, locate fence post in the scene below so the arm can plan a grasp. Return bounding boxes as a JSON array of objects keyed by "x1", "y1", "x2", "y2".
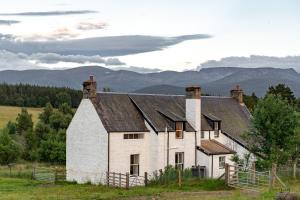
[
  {"x1": 32, "y1": 167, "x2": 36, "y2": 180},
  {"x1": 252, "y1": 162, "x2": 256, "y2": 184},
  {"x1": 144, "y1": 172, "x2": 148, "y2": 186},
  {"x1": 293, "y1": 161, "x2": 297, "y2": 179},
  {"x1": 113, "y1": 172, "x2": 115, "y2": 186},
  {"x1": 178, "y1": 170, "x2": 182, "y2": 187},
  {"x1": 225, "y1": 164, "x2": 229, "y2": 185},
  {"x1": 106, "y1": 172, "x2": 109, "y2": 186},
  {"x1": 119, "y1": 173, "x2": 121, "y2": 187},
  {"x1": 54, "y1": 167, "x2": 57, "y2": 182},
  {"x1": 159, "y1": 169, "x2": 163, "y2": 184},
  {"x1": 126, "y1": 173, "x2": 129, "y2": 189}
]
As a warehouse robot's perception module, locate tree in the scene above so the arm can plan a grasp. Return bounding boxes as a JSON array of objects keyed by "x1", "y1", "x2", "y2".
[
  {"x1": 6, "y1": 121, "x2": 16, "y2": 135},
  {"x1": 16, "y1": 108, "x2": 33, "y2": 135},
  {"x1": 243, "y1": 92, "x2": 259, "y2": 113},
  {"x1": 39, "y1": 103, "x2": 53, "y2": 124},
  {"x1": 0, "y1": 128, "x2": 20, "y2": 165},
  {"x1": 55, "y1": 92, "x2": 72, "y2": 107},
  {"x1": 244, "y1": 95, "x2": 298, "y2": 167},
  {"x1": 267, "y1": 84, "x2": 296, "y2": 106},
  {"x1": 39, "y1": 129, "x2": 66, "y2": 164},
  {"x1": 23, "y1": 130, "x2": 39, "y2": 161}
]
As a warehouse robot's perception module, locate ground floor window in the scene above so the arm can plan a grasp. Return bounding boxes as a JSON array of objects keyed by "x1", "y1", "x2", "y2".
[
  {"x1": 219, "y1": 156, "x2": 225, "y2": 169},
  {"x1": 130, "y1": 154, "x2": 139, "y2": 176},
  {"x1": 175, "y1": 152, "x2": 184, "y2": 170}
]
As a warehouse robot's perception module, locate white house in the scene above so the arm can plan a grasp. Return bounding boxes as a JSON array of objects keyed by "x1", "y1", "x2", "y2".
[{"x1": 66, "y1": 76, "x2": 252, "y2": 184}]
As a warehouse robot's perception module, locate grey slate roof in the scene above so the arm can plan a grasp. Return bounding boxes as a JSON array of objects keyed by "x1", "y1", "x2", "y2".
[
  {"x1": 94, "y1": 93, "x2": 149, "y2": 132},
  {"x1": 93, "y1": 93, "x2": 251, "y2": 145},
  {"x1": 202, "y1": 96, "x2": 251, "y2": 146}
]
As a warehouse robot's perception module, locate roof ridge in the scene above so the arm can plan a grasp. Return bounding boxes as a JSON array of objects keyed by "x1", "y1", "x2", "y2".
[{"x1": 97, "y1": 91, "x2": 185, "y2": 97}]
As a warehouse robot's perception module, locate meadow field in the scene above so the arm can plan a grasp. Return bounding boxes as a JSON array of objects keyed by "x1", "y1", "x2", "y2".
[
  {"x1": 0, "y1": 106, "x2": 43, "y2": 128},
  {"x1": 0, "y1": 177, "x2": 299, "y2": 200}
]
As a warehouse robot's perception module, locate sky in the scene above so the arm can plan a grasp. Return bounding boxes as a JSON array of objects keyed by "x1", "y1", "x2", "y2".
[{"x1": 1, "y1": 0, "x2": 300, "y2": 72}]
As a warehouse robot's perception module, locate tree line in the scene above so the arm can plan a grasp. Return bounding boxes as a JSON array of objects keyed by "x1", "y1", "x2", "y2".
[{"x1": 0, "y1": 83, "x2": 82, "y2": 108}]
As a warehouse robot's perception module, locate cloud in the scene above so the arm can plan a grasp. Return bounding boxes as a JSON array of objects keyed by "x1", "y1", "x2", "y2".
[
  {"x1": 76, "y1": 21, "x2": 107, "y2": 30},
  {"x1": 31, "y1": 53, "x2": 125, "y2": 65},
  {"x1": 0, "y1": 19, "x2": 20, "y2": 25},
  {"x1": 24, "y1": 28, "x2": 79, "y2": 41},
  {"x1": 0, "y1": 10, "x2": 98, "y2": 16},
  {"x1": 0, "y1": 50, "x2": 125, "y2": 71},
  {"x1": 0, "y1": 34, "x2": 211, "y2": 56},
  {"x1": 112, "y1": 66, "x2": 162, "y2": 73},
  {"x1": 197, "y1": 55, "x2": 300, "y2": 72}
]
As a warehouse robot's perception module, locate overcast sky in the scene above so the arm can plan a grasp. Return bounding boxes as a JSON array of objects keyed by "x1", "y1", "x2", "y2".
[{"x1": 1, "y1": 0, "x2": 300, "y2": 71}]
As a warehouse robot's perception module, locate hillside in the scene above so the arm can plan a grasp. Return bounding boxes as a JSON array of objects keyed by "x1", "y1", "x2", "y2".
[{"x1": 0, "y1": 66, "x2": 299, "y2": 96}]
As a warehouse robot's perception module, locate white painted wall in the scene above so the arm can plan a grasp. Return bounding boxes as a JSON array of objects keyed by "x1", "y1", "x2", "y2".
[
  {"x1": 186, "y1": 98, "x2": 201, "y2": 146},
  {"x1": 201, "y1": 130, "x2": 251, "y2": 160},
  {"x1": 66, "y1": 99, "x2": 108, "y2": 184},
  {"x1": 168, "y1": 131, "x2": 196, "y2": 169},
  {"x1": 109, "y1": 121, "x2": 197, "y2": 177},
  {"x1": 197, "y1": 150, "x2": 234, "y2": 179}
]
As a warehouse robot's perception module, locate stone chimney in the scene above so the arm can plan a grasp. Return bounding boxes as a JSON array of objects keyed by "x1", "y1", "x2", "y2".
[
  {"x1": 83, "y1": 75, "x2": 97, "y2": 102},
  {"x1": 230, "y1": 85, "x2": 244, "y2": 104},
  {"x1": 185, "y1": 86, "x2": 201, "y2": 145}
]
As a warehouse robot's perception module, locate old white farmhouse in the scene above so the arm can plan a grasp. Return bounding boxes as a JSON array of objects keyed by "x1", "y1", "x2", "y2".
[{"x1": 66, "y1": 76, "x2": 251, "y2": 184}]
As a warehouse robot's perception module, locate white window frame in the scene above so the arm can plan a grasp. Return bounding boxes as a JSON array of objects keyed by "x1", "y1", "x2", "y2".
[
  {"x1": 175, "y1": 152, "x2": 184, "y2": 170},
  {"x1": 124, "y1": 133, "x2": 144, "y2": 140},
  {"x1": 219, "y1": 156, "x2": 225, "y2": 169},
  {"x1": 130, "y1": 154, "x2": 139, "y2": 176}
]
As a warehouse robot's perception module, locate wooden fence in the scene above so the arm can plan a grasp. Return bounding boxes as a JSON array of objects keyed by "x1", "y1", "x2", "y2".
[
  {"x1": 106, "y1": 172, "x2": 148, "y2": 189},
  {"x1": 225, "y1": 163, "x2": 288, "y2": 192}
]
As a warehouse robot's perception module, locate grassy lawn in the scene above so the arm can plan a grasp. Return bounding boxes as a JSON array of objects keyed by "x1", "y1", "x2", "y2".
[
  {"x1": 0, "y1": 177, "x2": 299, "y2": 200},
  {"x1": 0, "y1": 106, "x2": 43, "y2": 128}
]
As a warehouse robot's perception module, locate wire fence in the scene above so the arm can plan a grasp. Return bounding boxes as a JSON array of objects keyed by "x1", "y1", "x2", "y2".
[{"x1": 0, "y1": 164, "x2": 66, "y2": 183}]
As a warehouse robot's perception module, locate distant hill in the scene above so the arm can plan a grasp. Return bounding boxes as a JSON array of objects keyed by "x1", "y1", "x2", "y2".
[{"x1": 0, "y1": 66, "x2": 299, "y2": 96}]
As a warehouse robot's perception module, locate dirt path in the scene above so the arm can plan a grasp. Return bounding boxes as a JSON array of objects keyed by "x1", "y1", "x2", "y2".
[{"x1": 122, "y1": 190, "x2": 260, "y2": 200}]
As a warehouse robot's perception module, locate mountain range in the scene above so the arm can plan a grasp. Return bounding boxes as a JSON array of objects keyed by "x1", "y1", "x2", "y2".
[{"x1": 0, "y1": 66, "x2": 299, "y2": 97}]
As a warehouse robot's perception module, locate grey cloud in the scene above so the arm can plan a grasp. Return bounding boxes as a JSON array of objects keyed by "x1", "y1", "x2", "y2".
[
  {"x1": 31, "y1": 53, "x2": 125, "y2": 65},
  {"x1": 112, "y1": 66, "x2": 162, "y2": 73},
  {"x1": 198, "y1": 55, "x2": 300, "y2": 72},
  {"x1": 0, "y1": 50, "x2": 125, "y2": 71},
  {"x1": 0, "y1": 34, "x2": 211, "y2": 56},
  {"x1": 0, "y1": 10, "x2": 98, "y2": 16},
  {"x1": 0, "y1": 19, "x2": 20, "y2": 25},
  {"x1": 76, "y1": 21, "x2": 107, "y2": 30}
]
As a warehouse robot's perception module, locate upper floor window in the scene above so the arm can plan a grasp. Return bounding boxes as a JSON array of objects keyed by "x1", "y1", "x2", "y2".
[
  {"x1": 214, "y1": 122, "x2": 220, "y2": 138},
  {"x1": 219, "y1": 156, "x2": 225, "y2": 169},
  {"x1": 124, "y1": 133, "x2": 144, "y2": 139},
  {"x1": 201, "y1": 131, "x2": 205, "y2": 139},
  {"x1": 175, "y1": 122, "x2": 183, "y2": 139},
  {"x1": 175, "y1": 152, "x2": 184, "y2": 170}
]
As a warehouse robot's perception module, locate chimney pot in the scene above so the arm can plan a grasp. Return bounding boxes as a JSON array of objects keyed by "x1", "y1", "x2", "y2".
[
  {"x1": 230, "y1": 85, "x2": 243, "y2": 104},
  {"x1": 185, "y1": 86, "x2": 201, "y2": 99},
  {"x1": 83, "y1": 75, "x2": 97, "y2": 102}
]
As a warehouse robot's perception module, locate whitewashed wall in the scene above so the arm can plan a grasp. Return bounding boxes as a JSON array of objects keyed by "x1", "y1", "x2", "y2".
[
  {"x1": 109, "y1": 121, "x2": 197, "y2": 176},
  {"x1": 201, "y1": 130, "x2": 250, "y2": 159},
  {"x1": 197, "y1": 150, "x2": 234, "y2": 178},
  {"x1": 66, "y1": 99, "x2": 108, "y2": 184},
  {"x1": 167, "y1": 131, "x2": 196, "y2": 169}
]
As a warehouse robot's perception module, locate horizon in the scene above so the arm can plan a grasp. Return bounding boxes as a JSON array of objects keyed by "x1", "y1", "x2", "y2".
[{"x1": 1, "y1": 0, "x2": 300, "y2": 72}]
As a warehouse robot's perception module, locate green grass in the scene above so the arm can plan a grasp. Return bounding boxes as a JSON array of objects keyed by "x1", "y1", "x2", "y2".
[
  {"x1": 0, "y1": 177, "x2": 299, "y2": 200},
  {"x1": 0, "y1": 106, "x2": 43, "y2": 128}
]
